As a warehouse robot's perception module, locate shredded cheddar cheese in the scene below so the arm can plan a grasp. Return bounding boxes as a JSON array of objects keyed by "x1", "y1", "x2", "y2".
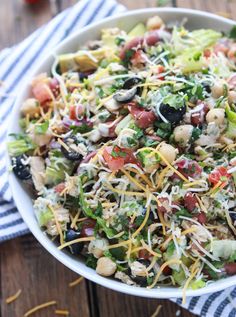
[
  {"x1": 55, "y1": 309, "x2": 70, "y2": 316},
  {"x1": 23, "y1": 301, "x2": 57, "y2": 317},
  {"x1": 148, "y1": 259, "x2": 182, "y2": 289},
  {"x1": 69, "y1": 276, "x2": 84, "y2": 287},
  {"x1": 132, "y1": 205, "x2": 150, "y2": 238},
  {"x1": 150, "y1": 304, "x2": 162, "y2": 317},
  {"x1": 58, "y1": 236, "x2": 95, "y2": 250},
  {"x1": 5, "y1": 289, "x2": 22, "y2": 304},
  {"x1": 49, "y1": 205, "x2": 64, "y2": 245},
  {"x1": 140, "y1": 239, "x2": 161, "y2": 258}
]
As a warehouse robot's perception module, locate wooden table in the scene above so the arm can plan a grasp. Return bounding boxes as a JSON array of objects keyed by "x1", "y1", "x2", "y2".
[{"x1": 0, "y1": 1, "x2": 236, "y2": 316}]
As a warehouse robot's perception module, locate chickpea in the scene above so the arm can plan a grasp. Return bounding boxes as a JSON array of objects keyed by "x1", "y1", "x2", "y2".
[
  {"x1": 146, "y1": 15, "x2": 164, "y2": 31},
  {"x1": 206, "y1": 108, "x2": 225, "y2": 125},
  {"x1": 211, "y1": 82, "x2": 226, "y2": 99},
  {"x1": 228, "y1": 90, "x2": 236, "y2": 104},
  {"x1": 173, "y1": 125, "x2": 193, "y2": 146},
  {"x1": 21, "y1": 98, "x2": 40, "y2": 118},
  {"x1": 158, "y1": 143, "x2": 177, "y2": 166},
  {"x1": 88, "y1": 238, "x2": 108, "y2": 259},
  {"x1": 96, "y1": 257, "x2": 117, "y2": 277}
]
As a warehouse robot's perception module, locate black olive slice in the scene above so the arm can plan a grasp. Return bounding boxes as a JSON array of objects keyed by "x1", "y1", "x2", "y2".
[
  {"x1": 65, "y1": 229, "x2": 83, "y2": 255},
  {"x1": 61, "y1": 135, "x2": 83, "y2": 161},
  {"x1": 159, "y1": 103, "x2": 186, "y2": 124},
  {"x1": 12, "y1": 155, "x2": 31, "y2": 180},
  {"x1": 123, "y1": 76, "x2": 142, "y2": 90},
  {"x1": 113, "y1": 87, "x2": 137, "y2": 103}
]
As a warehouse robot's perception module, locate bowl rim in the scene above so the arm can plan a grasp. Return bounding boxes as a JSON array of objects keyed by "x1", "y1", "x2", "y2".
[{"x1": 8, "y1": 6, "x2": 236, "y2": 299}]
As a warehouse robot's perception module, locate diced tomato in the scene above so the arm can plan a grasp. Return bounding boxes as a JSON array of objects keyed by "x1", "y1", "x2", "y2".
[
  {"x1": 197, "y1": 212, "x2": 207, "y2": 224},
  {"x1": 81, "y1": 219, "x2": 96, "y2": 237},
  {"x1": 54, "y1": 183, "x2": 66, "y2": 194},
  {"x1": 69, "y1": 104, "x2": 84, "y2": 120},
  {"x1": 103, "y1": 146, "x2": 140, "y2": 171},
  {"x1": 155, "y1": 65, "x2": 165, "y2": 80},
  {"x1": 128, "y1": 104, "x2": 157, "y2": 129},
  {"x1": 184, "y1": 192, "x2": 198, "y2": 212},
  {"x1": 208, "y1": 166, "x2": 231, "y2": 186},
  {"x1": 103, "y1": 146, "x2": 125, "y2": 171},
  {"x1": 203, "y1": 49, "x2": 211, "y2": 58},
  {"x1": 69, "y1": 105, "x2": 77, "y2": 120},
  {"x1": 138, "y1": 249, "x2": 151, "y2": 260},
  {"x1": 119, "y1": 37, "x2": 144, "y2": 60},
  {"x1": 176, "y1": 159, "x2": 202, "y2": 179},
  {"x1": 32, "y1": 82, "x2": 52, "y2": 104}
]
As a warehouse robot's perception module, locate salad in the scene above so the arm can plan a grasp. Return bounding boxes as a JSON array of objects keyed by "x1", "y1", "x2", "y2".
[{"x1": 8, "y1": 15, "x2": 236, "y2": 301}]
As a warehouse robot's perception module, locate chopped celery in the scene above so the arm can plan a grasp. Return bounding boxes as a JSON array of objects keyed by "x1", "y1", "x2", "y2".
[
  {"x1": 173, "y1": 268, "x2": 186, "y2": 286},
  {"x1": 115, "y1": 114, "x2": 134, "y2": 135},
  {"x1": 190, "y1": 279, "x2": 206, "y2": 290},
  {"x1": 45, "y1": 151, "x2": 74, "y2": 185},
  {"x1": 128, "y1": 23, "x2": 146, "y2": 38},
  {"x1": 138, "y1": 149, "x2": 160, "y2": 169}
]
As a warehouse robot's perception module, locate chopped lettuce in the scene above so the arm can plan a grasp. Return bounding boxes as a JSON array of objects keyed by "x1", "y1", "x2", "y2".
[
  {"x1": 7, "y1": 134, "x2": 36, "y2": 156},
  {"x1": 78, "y1": 177, "x2": 117, "y2": 238},
  {"x1": 171, "y1": 27, "x2": 221, "y2": 73}
]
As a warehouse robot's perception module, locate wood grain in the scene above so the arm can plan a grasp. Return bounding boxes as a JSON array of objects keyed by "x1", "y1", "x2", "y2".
[
  {"x1": 0, "y1": 235, "x2": 90, "y2": 317},
  {"x1": 1, "y1": 1, "x2": 235, "y2": 317},
  {"x1": 177, "y1": 0, "x2": 235, "y2": 20}
]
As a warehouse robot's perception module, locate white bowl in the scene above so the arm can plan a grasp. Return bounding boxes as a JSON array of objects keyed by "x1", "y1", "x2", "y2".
[{"x1": 8, "y1": 8, "x2": 236, "y2": 299}]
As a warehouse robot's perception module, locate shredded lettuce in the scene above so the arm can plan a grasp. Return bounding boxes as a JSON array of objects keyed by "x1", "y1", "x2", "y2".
[{"x1": 171, "y1": 27, "x2": 221, "y2": 73}]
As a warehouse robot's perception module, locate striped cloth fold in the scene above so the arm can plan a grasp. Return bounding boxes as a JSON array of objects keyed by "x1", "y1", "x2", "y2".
[{"x1": 0, "y1": 1, "x2": 236, "y2": 316}]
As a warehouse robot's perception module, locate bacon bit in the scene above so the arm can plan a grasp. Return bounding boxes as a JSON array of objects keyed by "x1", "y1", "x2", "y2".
[
  {"x1": 23, "y1": 300, "x2": 57, "y2": 317},
  {"x1": 69, "y1": 276, "x2": 84, "y2": 287},
  {"x1": 5, "y1": 289, "x2": 22, "y2": 304}
]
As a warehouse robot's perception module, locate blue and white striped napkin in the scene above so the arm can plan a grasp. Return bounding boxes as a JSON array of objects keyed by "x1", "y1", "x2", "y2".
[{"x1": 0, "y1": 1, "x2": 236, "y2": 316}]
